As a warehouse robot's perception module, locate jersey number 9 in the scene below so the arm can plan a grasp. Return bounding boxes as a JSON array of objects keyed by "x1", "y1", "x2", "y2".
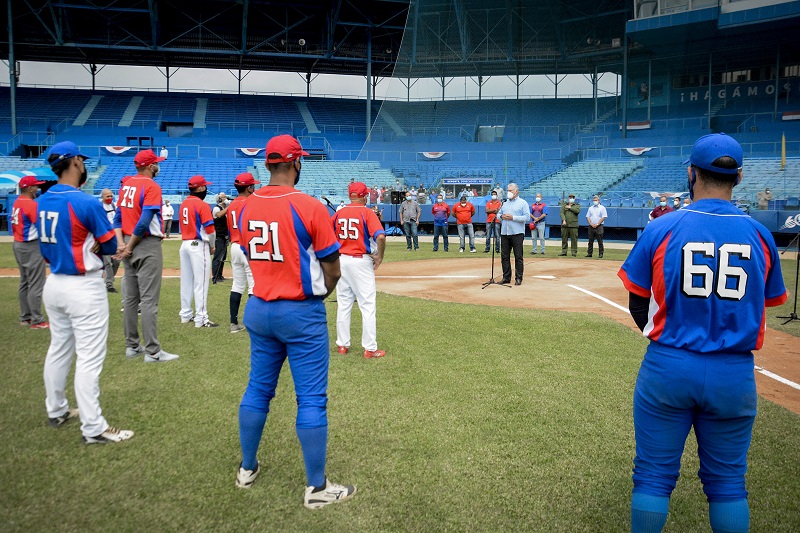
[
  {"x1": 248, "y1": 220, "x2": 284, "y2": 262},
  {"x1": 681, "y1": 242, "x2": 751, "y2": 300},
  {"x1": 182, "y1": 207, "x2": 189, "y2": 225}
]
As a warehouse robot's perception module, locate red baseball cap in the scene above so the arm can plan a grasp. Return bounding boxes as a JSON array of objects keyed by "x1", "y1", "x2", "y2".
[
  {"x1": 348, "y1": 181, "x2": 369, "y2": 197},
  {"x1": 19, "y1": 176, "x2": 46, "y2": 189},
  {"x1": 234, "y1": 172, "x2": 260, "y2": 186},
  {"x1": 134, "y1": 149, "x2": 167, "y2": 167},
  {"x1": 188, "y1": 175, "x2": 212, "y2": 188},
  {"x1": 265, "y1": 135, "x2": 309, "y2": 163}
]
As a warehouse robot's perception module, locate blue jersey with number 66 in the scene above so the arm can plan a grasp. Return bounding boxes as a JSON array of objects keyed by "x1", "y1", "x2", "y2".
[{"x1": 619, "y1": 198, "x2": 787, "y2": 353}]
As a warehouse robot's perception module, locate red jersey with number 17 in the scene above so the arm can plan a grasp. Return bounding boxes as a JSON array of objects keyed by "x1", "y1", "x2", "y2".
[
  {"x1": 179, "y1": 195, "x2": 214, "y2": 241},
  {"x1": 226, "y1": 194, "x2": 248, "y2": 243},
  {"x1": 331, "y1": 204, "x2": 386, "y2": 256},
  {"x1": 237, "y1": 185, "x2": 340, "y2": 302},
  {"x1": 117, "y1": 175, "x2": 164, "y2": 237}
]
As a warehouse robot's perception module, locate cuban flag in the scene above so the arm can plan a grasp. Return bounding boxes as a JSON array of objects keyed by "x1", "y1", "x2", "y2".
[
  {"x1": 782, "y1": 111, "x2": 800, "y2": 121},
  {"x1": 103, "y1": 146, "x2": 134, "y2": 155},
  {"x1": 419, "y1": 152, "x2": 447, "y2": 160},
  {"x1": 625, "y1": 147, "x2": 654, "y2": 156},
  {"x1": 619, "y1": 121, "x2": 651, "y2": 131},
  {"x1": 238, "y1": 148, "x2": 264, "y2": 156}
]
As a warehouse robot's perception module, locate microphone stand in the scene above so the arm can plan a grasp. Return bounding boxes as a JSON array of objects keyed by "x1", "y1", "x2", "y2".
[
  {"x1": 320, "y1": 196, "x2": 337, "y2": 214},
  {"x1": 777, "y1": 231, "x2": 800, "y2": 325},
  {"x1": 481, "y1": 218, "x2": 510, "y2": 289}
]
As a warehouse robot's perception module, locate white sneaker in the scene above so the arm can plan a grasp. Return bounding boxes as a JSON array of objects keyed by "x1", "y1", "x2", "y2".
[
  {"x1": 230, "y1": 324, "x2": 245, "y2": 334},
  {"x1": 235, "y1": 462, "x2": 260, "y2": 489},
  {"x1": 470, "y1": 249, "x2": 477, "y2": 253},
  {"x1": 180, "y1": 316, "x2": 194, "y2": 324},
  {"x1": 144, "y1": 350, "x2": 180, "y2": 363},
  {"x1": 304, "y1": 479, "x2": 357, "y2": 510},
  {"x1": 459, "y1": 249, "x2": 464, "y2": 253},
  {"x1": 82, "y1": 426, "x2": 134, "y2": 444},
  {"x1": 125, "y1": 345, "x2": 145, "y2": 359}
]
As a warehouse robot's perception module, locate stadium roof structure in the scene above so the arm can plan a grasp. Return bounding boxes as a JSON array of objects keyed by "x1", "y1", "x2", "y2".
[{"x1": 3, "y1": 0, "x2": 636, "y2": 79}]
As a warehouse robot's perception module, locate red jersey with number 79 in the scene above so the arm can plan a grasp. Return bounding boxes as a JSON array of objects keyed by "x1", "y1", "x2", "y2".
[
  {"x1": 117, "y1": 175, "x2": 164, "y2": 237},
  {"x1": 237, "y1": 185, "x2": 340, "y2": 301},
  {"x1": 331, "y1": 204, "x2": 385, "y2": 257}
]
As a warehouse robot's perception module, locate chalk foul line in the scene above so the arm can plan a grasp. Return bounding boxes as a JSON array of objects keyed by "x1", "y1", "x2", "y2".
[{"x1": 568, "y1": 284, "x2": 800, "y2": 392}]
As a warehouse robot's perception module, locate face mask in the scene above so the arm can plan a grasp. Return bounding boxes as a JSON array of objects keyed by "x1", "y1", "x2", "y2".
[
  {"x1": 660, "y1": 201, "x2": 667, "y2": 207},
  {"x1": 151, "y1": 164, "x2": 160, "y2": 177},
  {"x1": 437, "y1": 198, "x2": 443, "y2": 203},
  {"x1": 536, "y1": 198, "x2": 542, "y2": 203},
  {"x1": 104, "y1": 197, "x2": 113, "y2": 204},
  {"x1": 593, "y1": 200, "x2": 599, "y2": 206},
  {"x1": 674, "y1": 201, "x2": 680, "y2": 206},
  {"x1": 491, "y1": 195, "x2": 497, "y2": 200},
  {"x1": 507, "y1": 191, "x2": 515, "y2": 200},
  {"x1": 194, "y1": 190, "x2": 208, "y2": 200},
  {"x1": 684, "y1": 201, "x2": 690, "y2": 206},
  {"x1": 461, "y1": 201, "x2": 466, "y2": 205},
  {"x1": 79, "y1": 169, "x2": 88, "y2": 186},
  {"x1": 568, "y1": 198, "x2": 574, "y2": 204},
  {"x1": 406, "y1": 197, "x2": 411, "y2": 202}
]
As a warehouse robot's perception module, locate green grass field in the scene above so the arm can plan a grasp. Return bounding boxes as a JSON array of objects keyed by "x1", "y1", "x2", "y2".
[{"x1": 0, "y1": 241, "x2": 798, "y2": 531}]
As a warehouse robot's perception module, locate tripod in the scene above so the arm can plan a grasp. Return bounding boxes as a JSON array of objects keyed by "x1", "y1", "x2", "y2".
[
  {"x1": 481, "y1": 221, "x2": 510, "y2": 289},
  {"x1": 778, "y1": 231, "x2": 800, "y2": 325}
]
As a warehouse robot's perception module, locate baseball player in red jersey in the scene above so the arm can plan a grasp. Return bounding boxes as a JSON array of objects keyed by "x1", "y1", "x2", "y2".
[
  {"x1": 11, "y1": 175, "x2": 49, "y2": 329},
  {"x1": 114, "y1": 149, "x2": 179, "y2": 362},
  {"x1": 331, "y1": 181, "x2": 387, "y2": 358},
  {"x1": 226, "y1": 172, "x2": 260, "y2": 334},
  {"x1": 233, "y1": 135, "x2": 356, "y2": 509},
  {"x1": 39, "y1": 141, "x2": 133, "y2": 444},
  {"x1": 179, "y1": 176, "x2": 218, "y2": 328}
]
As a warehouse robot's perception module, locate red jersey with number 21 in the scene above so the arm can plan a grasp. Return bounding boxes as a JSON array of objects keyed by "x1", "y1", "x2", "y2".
[{"x1": 237, "y1": 185, "x2": 340, "y2": 302}]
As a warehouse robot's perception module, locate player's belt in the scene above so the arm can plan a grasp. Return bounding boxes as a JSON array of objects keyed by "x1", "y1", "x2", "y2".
[{"x1": 344, "y1": 253, "x2": 365, "y2": 258}]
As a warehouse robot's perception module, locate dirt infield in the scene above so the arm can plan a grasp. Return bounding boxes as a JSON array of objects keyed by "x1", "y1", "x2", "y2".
[
  {"x1": 375, "y1": 257, "x2": 800, "y2": 416},
  {"x1": 2, "y1": 257, "x2": 798, "y2": 414}
]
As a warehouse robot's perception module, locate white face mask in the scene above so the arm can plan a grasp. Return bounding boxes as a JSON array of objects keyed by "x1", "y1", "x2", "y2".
[
  {"x1": 507, "y1": 191, "x2": 515, "y2": 200},
  {"x1": 535, "y1": 198, "x2": 542, "y2": 203},
  {"x1": 491, "y1": 195, "x2": 497, "y2": 200},
  {"x1": 437, "y1": 198, "x2": 443, "y2": 203},
  {"x1": 568, "y1": 198, "x2": 574, "y2": 204},
  {"x1": 593, "y1": 200, "x2": 599, "y2": 206}
]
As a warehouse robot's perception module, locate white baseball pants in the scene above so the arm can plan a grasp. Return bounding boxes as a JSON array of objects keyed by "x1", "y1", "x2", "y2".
[
  {"x1": 230, "y1": 243, "x2": 254, "y2": 295},
  {"x1": 43, "y1": 272, "x2": 109, "y2": 438},
  {"x1": 336, "y1": 254, "x2": 378, "y2": 351},
  {"x1": 179, "y1": 240, "x2": 211, "y2": 326}
]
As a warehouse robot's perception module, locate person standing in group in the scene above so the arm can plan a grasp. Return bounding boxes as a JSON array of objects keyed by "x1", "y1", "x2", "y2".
[
  {"x1": 399, "y1": 192, "x2": 421, "y2": 251},
  {"x1": 452, "y1": 195, "x2": 477, "y2": 253},
  {"x1": 179, "y1": 176, "x2": 218, "y2": 329},
  {"x1": 226, "y1": 172, "x2": 259, "y2": 334},
  {"x1": 114, "y1": 149, "x2": 179, "y2": 363},
  {"x1": 619, "y1": 133, "x2": 787, "y2": 533},
  {"x1": 99, "y1": 189, "x2": 120, "y2": 293},
  {"x1": 496, "y1": 183, "x2": 530, "y2": 285},
  {"x1": 529, "y1": 194, "x2": 548, "y2": 255},
  {"x1": 585, "y1": 195, "x2": 607, "y2": 259},
  {"x1": 431, "y1": 193, "x2": 450, "y2": 252},
  {"x1": 39, "y1": 141, "x2": 134, "y2": 444},
  {"x1": 233, "y1": 135, "x2": 356, "y2": 509},
  {"x1": 672, "y1": 197, "x2": 681, "y2": 210},
  {"x1": 212, "y1": 193, "x2": 230, "y2": 283},
  {"x1": 331, "y1": 181, "x2": 387, "y2": 359},
  {"x1": 11, "y1": 176, "x2": 49, "y2": 330},
  {"x1": 162, "y1": 199, "x2": 174, "y2": 238},
  {"x1": 483, "y1": 190, "x2": 501, "y2": 253},
  {"x1": 683, "y1": 198, "x2": 691, "y2": 208},
  {"x1": 648, "y1": 195, "x2": 673, "y2": 221},
  {"x1": 559, "y1": 194, "x2": 580, "y2": 257}
]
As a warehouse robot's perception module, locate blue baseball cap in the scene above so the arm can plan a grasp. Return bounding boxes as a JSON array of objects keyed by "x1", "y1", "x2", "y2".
[
  {"x1": 683, "y1": 133, "x2": 743, "y2": 175},
  {"x1": 48, "y1": 141, "x2": 89, "y2": 168}
]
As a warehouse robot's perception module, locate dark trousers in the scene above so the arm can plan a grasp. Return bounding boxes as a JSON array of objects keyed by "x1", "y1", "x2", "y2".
[
  {"x1": 587, "y1": 225, "x2": 604, "y2": 256},
  {"x1": 500, "y1": 233, "x2": 524, "y2": 282},
  {"x1": 212, "y1": 236, "x2": 229, "y2": 281},
  {"x1": 433, "y1": 225, "x2": 449, "y2": 251}
]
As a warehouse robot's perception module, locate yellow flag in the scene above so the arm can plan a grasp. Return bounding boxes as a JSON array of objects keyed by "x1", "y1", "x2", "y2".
[{"x1": 781, "y1": 133, "x2": 786, "y2": 171}]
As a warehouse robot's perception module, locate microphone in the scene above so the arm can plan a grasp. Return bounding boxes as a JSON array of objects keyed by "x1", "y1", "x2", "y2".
[
  {"x1": 501, "y1": 198, "x2": 508, "y2": 203},
  {"x1": 320, "y1": 195, "x2": 336, "y2": 212}
]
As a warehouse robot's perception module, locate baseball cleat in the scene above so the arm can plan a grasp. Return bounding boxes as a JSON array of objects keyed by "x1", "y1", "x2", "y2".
[
  {"x1": 180, "y1": 316, "x2": 194, "y2": 324},
  {"x1": 304, "y1": 479, "x2": 357, "y2": 510},
  {"x1": 107, "y1": 287, "x2": 118, "y2": 293},
  {"x1": 235, "y1": 462, "x2": 260, "y2": 489},
  {"x1": 19, "y1": 320, "x2": 31, "y2": 326},
  {"x1": 82, "y1": 426, "x2": 134, "y2": 445},
  {"x1": 125, "y1": 345, "x2": 146, "y2": 359},
  {"x1": 144, "y1": 350, "x2": 180, "y2": 363},
  {"x1": 230, "y1": 324, "x2": 245, "y2": 334},
  {"x1": 48, "y1": 408, "x2": 79, "y2": 428},
  {"x1": 30, "y1": 321, "x2": 50, "y2": 330},
  {"x1": 196, "y1": 321, "x2": 219, "y2": 328},
  {"x1": 363, "y1": 349, "x2": 386, "y2": 359},
  {"x1": 337, "y1": 346, "x2": 349, "y2": 354}
]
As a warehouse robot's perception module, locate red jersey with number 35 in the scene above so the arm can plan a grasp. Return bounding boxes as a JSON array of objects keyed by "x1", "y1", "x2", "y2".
[
  {"x1": 237, "y1": 185, "x2": 340, "y2": 301},
  {"x1": 331, "y1": 204, "x2": 385, "y2": 256},
  {"x1": 226, "y1": 194, "x2": 248, "y2": 243},
  {"x1": 179, "y1": 195, "x2": 214, "y2": 241},
  {"x1": 117, "y1": 175, "x2": 164, "y2": 237}
]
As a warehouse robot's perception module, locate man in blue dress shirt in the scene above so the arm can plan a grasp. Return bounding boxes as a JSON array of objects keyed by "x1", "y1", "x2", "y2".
[{"x1": 496, "y1": 183, "x2": 531, "y2": 285}]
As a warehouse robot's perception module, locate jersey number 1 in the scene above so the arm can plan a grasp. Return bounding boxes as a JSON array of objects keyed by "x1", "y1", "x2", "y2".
[
  {"x1": 681, "y1": 242, "x2": 751, "y2": 300},
  {"x1": 248, "y1": 220, "x2": 284, "y2": 262}
]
